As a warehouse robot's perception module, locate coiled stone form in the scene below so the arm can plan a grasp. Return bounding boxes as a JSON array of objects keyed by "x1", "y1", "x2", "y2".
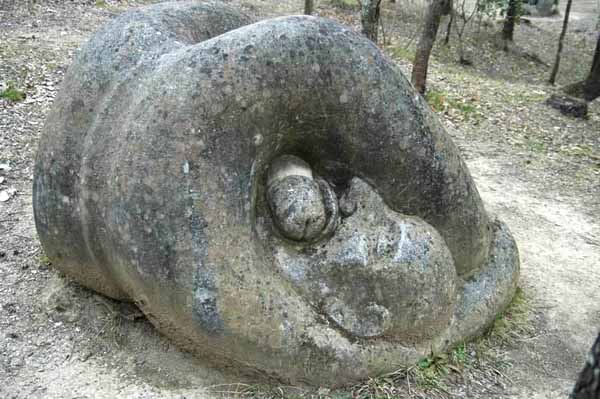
[{"x1": 33, "y1": 1, "x2": 520, "y2": 386}]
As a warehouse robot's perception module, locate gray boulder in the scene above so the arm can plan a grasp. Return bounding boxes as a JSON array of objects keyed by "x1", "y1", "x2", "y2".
[
  {"x1": 536, "y1": 0, "x2": 558, "y2": 16},
  {"x1": 546, "y1": 94, "x2": 588, "y2": 118},
  {"x1": 33, "y1": 0, "x2": 520, "y2": 386},
  {"x1": 524, "y1": 0, "x2": 559, "y2": 16}
]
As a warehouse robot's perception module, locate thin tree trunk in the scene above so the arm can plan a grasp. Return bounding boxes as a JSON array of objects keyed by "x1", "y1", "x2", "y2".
[
  {"x1": 502, "y1": 0, "x2": 518, "y2": 50},
  {"x1": 412, "y1": 0, "x2": 451, "y2": 94},
  {"x1": 361, "y1": 0, "x2": 382, "y2": 43},
  {"x1": 380, "y1": 13, "x2": 387, "y2": 45},
  {"x1": 454, "y1": 0, "x2": 479, "y2": 64},
  {"x1": 304, "y1": 0, "x2": 314, "y2": 15},
  {"x1": 444, "y1": 8, "x2": 454, "y2": 45},
  {"x1": 589, "y1": 35, "x2": 600, "y2": 80},
  {"x1": 597, "y1": 0, "x2": 600, "y2": 30},
  {"x1": 582, "y1": 35, "x2": 600, "y2": 100},
  {"x1": 549, "y1": 0, "x2": 572, "y2": 85},
  {"x1": 564, "y1": 34, "x2": 600, "y2": 101}
]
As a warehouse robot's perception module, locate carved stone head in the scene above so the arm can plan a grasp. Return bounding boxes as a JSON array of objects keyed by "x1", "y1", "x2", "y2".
[{"x1": 33, "y1": 1, "x2": 519, "y2": 386}]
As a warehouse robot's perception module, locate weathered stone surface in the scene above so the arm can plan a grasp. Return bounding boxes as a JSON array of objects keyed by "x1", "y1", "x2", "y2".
[
  {"x1": 268, "y1": 177, "x2": 458, "y2": 341},
  {"x1": 546, "y1": 94, "x2": 588, "y2": 118},
  {"x1": 536, "y1": 0, "x2": 558, "y2": 16},
  {"x1": 33, "y1": 0, "x2": 520, "y2": 386},
  {"x1": 523, "y1": 0, "x2": 559, "y2": 17},
  {"x1": 267, "y1": 156, "x2": 329, "y2": 241}
]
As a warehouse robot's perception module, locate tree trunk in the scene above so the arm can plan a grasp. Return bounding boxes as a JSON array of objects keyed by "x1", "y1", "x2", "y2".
[
  {"x1": 564, "y1": 34, "x2": 600, "y2": 101},
  {"x1": 548, "y1": 0, "x2": 572, "y2": 85},
  {"x1": 412, "y1": 0, "x2": 451, "y2": 94},
  {"x1": 361, "y1": 0, "x2": 382, "y2": 43},
  {"x1": 584, "y1": 34, "x2": 600, "y2": 99},
  {"x1": 444, "y1": 8, "x2": 454, "y2": 45},
  {"x1": 502, "y1": 0, "x2": 518, "y2": 49},
  {"x1": 304, "y1": 0, "x2": 314, "y2": 15},
  {"x1": 570, "y1": 333, "x2": 600, "y2": 399}
]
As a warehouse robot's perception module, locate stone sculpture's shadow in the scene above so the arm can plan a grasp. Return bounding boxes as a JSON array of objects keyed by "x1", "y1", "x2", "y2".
[{"x1": 33, "y1": 0, "x2": 519, "y2": 386}]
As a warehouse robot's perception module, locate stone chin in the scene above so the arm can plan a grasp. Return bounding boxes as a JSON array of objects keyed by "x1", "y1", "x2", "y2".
[{"x1": 32, "y1": 0, "x2": 519, "y2": 386}]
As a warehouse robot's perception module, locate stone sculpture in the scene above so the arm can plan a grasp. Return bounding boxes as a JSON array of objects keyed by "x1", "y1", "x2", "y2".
[{"x1": 33, "y1": 1, "x2": 520, "y2": 386}]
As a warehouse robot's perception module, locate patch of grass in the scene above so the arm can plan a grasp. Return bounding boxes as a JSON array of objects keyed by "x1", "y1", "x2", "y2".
[
  {"x1": 206, "y1": 383, "x2": 310, "y2": 398},
  {"x1": 425, "y1": 89, "x2": 447, "y2": 112},
  {"x1": 237, "y1": 384, "x2": 287, "y2": 398},
  {"x1": 562, "y1": 144, "x2": 600, "y2": 162},
  {"x1": 413, "y1": 343, "x2": 471, "y2": 391},
  {"x1": 415, "y1": 353, "x2": 451, "y2": 391},
  {"x1": 39, "y1": 253, "x2": 52, "y2": 267},
  {"x1": 449, "y1": 99, "x2": 477, "y2": 115},
  {"x1": 425, "y1": 89, "x2": 479, "y2": 120},
  {"x1": 388, "y1": 45, "x2": 416, "y2": 62},
  {"x1": 500, "y1": 89, "x2": 547, "y2": 106},
  {"x1": 352, "y1": 374, "x2": 406, "y2": 398},
  {"x1": 451, "y1": 342, "x2": 468, "y2": 366},
  {"x1": 0, "y1": 84, "x2": 26, "y2": 102},
  {"x1": 350, "y1": 290, "x2": 531, "y2": 397},
  {"x1": 524, "y1": 137, "x2": 547, "y2": 154},
  {"x1": 485, "y1": 287, "x2": 532, "y2": 345},
  {"x1": 351, "y1": 343, "x2": 472, "y2": 398},
  {"x1": 94, "y1": 0, "x2": 117, "y2": 10},
  {"x1": 328, "y1": 0, "x2": 360, "y2": 10},
  {"x1": 525, "y1": 92, "x2": 547, "y2": 104}
]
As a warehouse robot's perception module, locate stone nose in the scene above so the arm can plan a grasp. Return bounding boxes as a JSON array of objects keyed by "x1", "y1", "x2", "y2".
[
  {"x1": 266, "y1": 154, "x2": 338, "y2": 243},
  {"x1": 267, "y1": 174, "x2": 327, "y2": 242}
]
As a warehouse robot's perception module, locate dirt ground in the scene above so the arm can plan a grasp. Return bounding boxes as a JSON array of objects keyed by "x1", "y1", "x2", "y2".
[{"x1": 1, "y1": 0, "x2": 599, "y2": 398}]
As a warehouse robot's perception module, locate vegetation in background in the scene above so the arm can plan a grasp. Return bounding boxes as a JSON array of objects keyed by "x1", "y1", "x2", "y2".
[
  {"x1": 483, "y1": 287, "x2": 533, "y2": 345},
  {"x1": 329, "y1": 0, "x2": 360, "y2": 10},
  {"x1": 39, "y1": 253, "x2": 52, "y2": 267},
  {"x1": 360, "y1": 0, "x2": 383, "y2": 43},
  {"x1": 549, "y1": 0, "x2": 573, "y2": 84},
  {"x1": 0, "y1": 83, "x2": 25, "y2": 102},
  {"x1": 564, "y1": 34, "x2": 600, "y2": 102},
  {"x1": 388, "y1": 43, "x2": 416, "y2": 61},
  {"x1": 305, "y1": 0, "x2": 314, "y2": 14},
  {"x1": 425, "y1": 88, "x2": 479, "y2": 120},
  {"x1": 411, "y1": 0, "x2": 452, "y2": 93}
]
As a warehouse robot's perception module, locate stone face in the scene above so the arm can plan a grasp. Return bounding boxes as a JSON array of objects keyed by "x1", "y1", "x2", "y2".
[
  {"x1": 33, "y1": 1, "x2": 520, "y2": 386},
  {"x1": 270, "y1": 177, "x2": 458, "y2": 341}
]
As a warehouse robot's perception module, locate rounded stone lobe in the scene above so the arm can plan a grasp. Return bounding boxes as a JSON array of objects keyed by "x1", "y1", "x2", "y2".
[
  {"x1": 266, "y1": 155, "x2": 330, "y2": 241},
  {"x1": 267, "y1": 175, "x2": 327, "y2": 241},
  {"x1": 267, "y1": 155, "x2": 313, "y2": 185}
]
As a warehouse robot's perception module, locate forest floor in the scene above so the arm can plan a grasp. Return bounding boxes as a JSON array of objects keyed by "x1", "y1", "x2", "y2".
[{"x1": 0, "y1": 0, "x2": 599, "y2": 398}]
